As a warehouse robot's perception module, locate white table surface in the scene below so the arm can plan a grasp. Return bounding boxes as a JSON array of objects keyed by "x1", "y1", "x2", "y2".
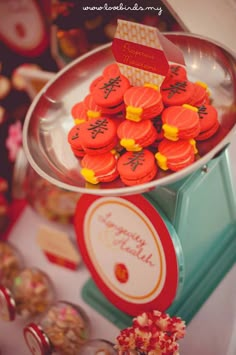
[
  {"x1": 163, "y1": 0, "x2": 236, "y2": 54},
  {"x1": 0, "y1": 136, "x2": 236, "y2": 355}
]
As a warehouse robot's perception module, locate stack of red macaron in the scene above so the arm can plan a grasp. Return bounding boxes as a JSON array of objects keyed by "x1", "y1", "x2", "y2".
[
  {"x1": 124, "y1": 85, "x2": 164, "y2": 121},
  {"x1": 67, "y1": 62, "x2": 220, "y2": 186}
]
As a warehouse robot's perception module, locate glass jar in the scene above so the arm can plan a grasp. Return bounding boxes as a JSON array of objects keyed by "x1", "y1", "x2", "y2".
[
  {"x1": 13, "y1": 148, "x2": 81, "y2": 224},
  {"x1": 79, "y1": 339, "x2": 117, "y2": 355},
  {"x1": 24, "y1": 301, "x2": 90, "y2": 355},
  {"x1": 0, "y1": 241, "x2": 24, "y2": 289},
  {"x1": 0, "y1": 267, "x2": 55, "y2": 321}
]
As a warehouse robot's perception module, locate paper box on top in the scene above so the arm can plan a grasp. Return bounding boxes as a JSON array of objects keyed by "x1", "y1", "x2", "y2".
[{"x1": 112, "y1": 19, "x2": 185, "y2": 87}]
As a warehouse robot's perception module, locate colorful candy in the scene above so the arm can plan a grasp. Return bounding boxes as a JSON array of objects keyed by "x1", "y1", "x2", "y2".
[
  {"x1": 24, "y1": 164, "x2": 81, "y2": 224},
  {"x1": 24, "y1": 301, "x2": 90, "y2": 355},
  {"x1": 0, "y1": 241, "x2": 23, "y2": 289},
  {"x1": 0, "y1": 267, "x2": 55, "y2": 321}
]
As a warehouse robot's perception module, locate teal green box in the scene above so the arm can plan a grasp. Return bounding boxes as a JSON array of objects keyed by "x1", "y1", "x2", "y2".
[{"x1": 82, "y1": 148, "x2": 236, "y2": 328}]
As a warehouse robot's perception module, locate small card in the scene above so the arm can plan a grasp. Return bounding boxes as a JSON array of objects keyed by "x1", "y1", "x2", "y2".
[
  {"x1": 112, "y1": 19, "x2": 185, "y2": 87},
  {"x1": 36, "y1": 225, "x2": 81, "y2": 270}
]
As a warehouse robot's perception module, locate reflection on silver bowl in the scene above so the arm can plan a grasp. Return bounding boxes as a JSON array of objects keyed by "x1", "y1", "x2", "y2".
[{"x1": 23, "y1": 33, "x2": 236, "y2": 196}]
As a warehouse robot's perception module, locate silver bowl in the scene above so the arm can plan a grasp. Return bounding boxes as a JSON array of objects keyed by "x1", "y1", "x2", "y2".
[{"x1": 23, "y1": 33, "x2": 236, "y2": 196}]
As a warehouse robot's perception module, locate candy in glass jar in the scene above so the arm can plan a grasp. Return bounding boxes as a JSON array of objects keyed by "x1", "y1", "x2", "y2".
[
  {"x1": 0, "y1": 267, "x2": 55, "y2": 321},
  {"x1": 13, "y1": 148, "x2": 81, "y2": 224},
  {"x1": 25, "y1": 167, "x2": 81, "y2": 224},
  {"x1": 24, "y1": 301, "x2": 90, "y2": 355},
  {"x1": 0, "y1": 241, "x2": 24, "y2": 288},
  {"x1": 79, "y1": 339, "x2": 117, "y2": 355}
]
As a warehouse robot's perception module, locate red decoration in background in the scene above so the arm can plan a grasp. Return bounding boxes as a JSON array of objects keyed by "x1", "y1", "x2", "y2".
[
  {"x1": 5, "y1": 121, "x2": 22, "y2": 162},
  {"x1": 0, "y1": 199, "x2": 26, "y2": 241},
  {"x1": 0, "y1": 0, "x2": 49, "y2": 57}
]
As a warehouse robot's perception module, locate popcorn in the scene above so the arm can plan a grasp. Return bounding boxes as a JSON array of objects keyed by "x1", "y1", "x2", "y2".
[{"x1": 115, "y1": 310, "x2": 186, "y2": 355}]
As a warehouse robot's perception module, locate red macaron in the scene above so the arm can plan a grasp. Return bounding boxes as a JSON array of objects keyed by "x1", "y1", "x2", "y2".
[
  {"x1": 79, "y1": 117, "x2": 118, "y2": 155},
  {"x1": 67, "y1": 124, "x2": 85, "y2": 157},
  {"x1": 163, "y1": 64, "x2": 188, "y2": 85},
  {"x1": 81, "y1": 152, "x2": 119, "y2": 184},
  {"x1": 117, "y1": 149, "x2": 158, "y2": 186},
  {"x1": 162, "y1": 104, "x2": 200, "y2": 141},
  {"x1": 91, "y1": 73, "x2": 130, "y2": 111},
  {"x1": 71, "y1": 101, "x2": 88, "y2": 124},
  {"x1": 155, "y1": 138, "x2": 196, "y2": 172},
  {"x1": 117, "y1": 119, "x2": 158, "y2": 151},
  {"x1": 188, "y1": 81, "x2": 210, "y2": 107},
  {"x1": 195, "y1": 104, "x2": 220, "y2": 140},
  {"x1": 124, "y1": 85, "x2": 164, "y2": 122},
  {"x1": 160, "y1": 80, "x2": 194, "y2": 106}
]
